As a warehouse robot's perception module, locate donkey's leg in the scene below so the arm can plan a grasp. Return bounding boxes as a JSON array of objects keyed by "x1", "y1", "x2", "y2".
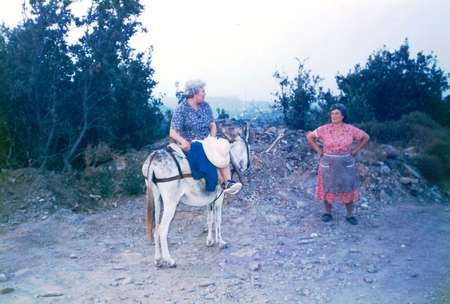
[
  {"x1": 158, "y1": 197, "x2": 178, "y2": 268},
  {"x1": 214, "y1": 196, "x2": 228, "y2": 249},
  {"x1": 206, "y1": 203, "x2": 214, "y2": 247},
  {"x1": 153, "y1": 187, "x2": 162, "y2": 266}
]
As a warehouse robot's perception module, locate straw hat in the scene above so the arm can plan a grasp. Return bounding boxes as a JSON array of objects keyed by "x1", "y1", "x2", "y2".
[{"x1": 201, "y1": 136, "x2": 230, "y2": 168}]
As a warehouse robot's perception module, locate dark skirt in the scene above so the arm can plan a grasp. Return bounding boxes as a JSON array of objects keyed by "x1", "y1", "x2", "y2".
[{"x1": 319, "y1": 153, "x2": 358, "y2": 193}]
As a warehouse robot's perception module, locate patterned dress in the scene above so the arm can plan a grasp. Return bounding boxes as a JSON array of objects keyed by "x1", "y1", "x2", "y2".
[
  {"x1": 312, "y1": 123, "x2": 368, "y2": 204},
  {"x1": 170, "y1": 100, "x2": 214, "y2": 142}
]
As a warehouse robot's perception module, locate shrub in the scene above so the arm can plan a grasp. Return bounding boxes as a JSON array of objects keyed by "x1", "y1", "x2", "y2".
[
  {"x1": 122, "y1": 170, "x2": 144, "y2": 196},
  {"x1": 414, "y1": 155, "x2": 446, "y2": 183}
]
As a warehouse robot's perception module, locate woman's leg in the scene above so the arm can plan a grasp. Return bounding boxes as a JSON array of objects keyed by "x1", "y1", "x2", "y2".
[
  {"x1": 219, "y1": 166, "x2": 242, "y2": 194},
  {"x1": 345, "y1": 202, "x2": 358, "y2": 225},
  {"x1": 345, "y1": 202, "x2": 353, "y2": 217},
  {"x1": 218, "y1": 166, "x2": 231, "y2": 184},
  {"x1": 323, "y1": 201, "x2": 332, "y2": 214},
  {"x1": 322, "y1": 201, "x2": 333, "y2": 222}
]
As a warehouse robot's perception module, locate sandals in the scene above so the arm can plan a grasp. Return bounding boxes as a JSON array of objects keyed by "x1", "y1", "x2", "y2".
[
  {"x1": 321, "y1": 213, "x2": 358, "y2": 225},
  {"x1": 321, "y1": 213, "x2": 333, "y2": 222},
  {"x1": 346, "y1": 216, "x2": 358, "y2": 225},
  {"x1": 223, "y1": 180, "x2": 242, "y2": 195}
]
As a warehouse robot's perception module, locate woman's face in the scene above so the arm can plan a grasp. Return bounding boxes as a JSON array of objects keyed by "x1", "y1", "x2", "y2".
[
  {"x1": 194, "y1": 88, "x2": 206, "y2": 103},
  {"x1": 330, "y1": 109, "x2": 344, "y2": 124}
]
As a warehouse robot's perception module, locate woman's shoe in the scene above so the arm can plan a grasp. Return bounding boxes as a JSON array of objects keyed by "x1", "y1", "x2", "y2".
[
  {"x1": 346, "y1": 216, "x2": 358, "y2": 225},
  {"x1": 321, "y1": 213, "x2": 333, "y2": 222},
  {"x1": 223, "y1": 180, "x2": 242, "y2": 195}
]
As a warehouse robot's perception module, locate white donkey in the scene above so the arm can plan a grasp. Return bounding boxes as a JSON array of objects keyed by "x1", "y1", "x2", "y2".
[{"x1": 142, "y1": 126, "x2": 250, "y2": 268}]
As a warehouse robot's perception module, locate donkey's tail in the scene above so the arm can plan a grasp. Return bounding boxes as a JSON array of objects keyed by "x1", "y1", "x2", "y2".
[
  {"x1": 142, "y1": 152, "x2": 157, "y2": 241},
  {"x1": 145, "y1": 184, "x2": 155, "y2": 240}
]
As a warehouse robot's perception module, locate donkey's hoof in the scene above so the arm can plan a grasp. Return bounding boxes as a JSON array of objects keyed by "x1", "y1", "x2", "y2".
[
  {"x1": 219, "y1": 241, "x2": 228, "y2": 249},
  {"x1": 154, "y1": 259, "x2": 163, "y2": 268},
  {"x1": 165, "y1": 259, "x2": 177, "y2": 268},
  {"x1": 206, "y1": 239, "x2": 215, "y2": 247}
]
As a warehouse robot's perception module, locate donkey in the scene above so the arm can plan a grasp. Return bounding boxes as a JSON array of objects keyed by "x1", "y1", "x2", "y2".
[{"x1": 142, "y1": 125, "x2": 250, "y2": 268}]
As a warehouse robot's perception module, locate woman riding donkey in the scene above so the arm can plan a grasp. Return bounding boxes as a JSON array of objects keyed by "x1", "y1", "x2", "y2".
[
  {"x1": 170, "y1": 79, "x2": 242, "y2": 195},
  {"x1": 142, "y1": 79, "x2": 247, "y2": 267}
]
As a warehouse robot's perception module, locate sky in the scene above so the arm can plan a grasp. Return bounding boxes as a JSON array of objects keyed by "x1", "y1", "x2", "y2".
[{"x1": 1, "y1": 0, "x2": 449, "y2": 101}]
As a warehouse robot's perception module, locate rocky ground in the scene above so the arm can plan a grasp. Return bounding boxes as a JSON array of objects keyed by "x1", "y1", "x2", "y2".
[{"x1": 1, "y1": 126, "x2": 450, "y2": 304}]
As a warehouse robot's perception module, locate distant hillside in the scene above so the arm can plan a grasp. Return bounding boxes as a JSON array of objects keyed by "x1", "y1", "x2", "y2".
[{"x1": 163, "y1": 96, "x2": 275, "y2": 120}]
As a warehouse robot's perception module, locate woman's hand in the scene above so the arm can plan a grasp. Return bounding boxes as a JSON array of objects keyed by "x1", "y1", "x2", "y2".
[
  {"x1": 181, "y1": 140, "x2": 191, "y2": 152},
  {"x1": 351, "y1": 149, "x2": 357, "y2": 156}
]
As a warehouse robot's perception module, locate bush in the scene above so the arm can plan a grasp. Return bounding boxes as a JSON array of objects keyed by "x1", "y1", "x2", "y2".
[
  {"x1": 414, "y1": 155, "x2": 446, "y2": 183},
  {"x1": 359, "y1": 112, "x2": 450, "y2": 184},
  {"x1": 83, "y1": 142, "x2": 115, "y2": 168},
  {"x1": 273, "y1": 60, "x2": 329, "y2": 130},
  {"x1": 358, "y1": 112, "x2": 440, "y2": 145},
  {"x1": 84, "y1": 168, "x2": 114, "y2": 198},
  {"x1": 122, "y1": 170, "x2": 144, "y2": 196},
  {"x1": 337, "y1": 40, "x2": 448, "y2": 122}
]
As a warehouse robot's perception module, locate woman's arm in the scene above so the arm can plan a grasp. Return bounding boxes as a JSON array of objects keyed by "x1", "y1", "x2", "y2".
[
  {"x1": 306, "y1": 131, "x2": 323, "y2": 156},
  {"x1": 351, "y1": 133, "x2": 370, "y2": 156},
  {"x1": 209, "y1": 121, "x2": 217, "y2": 137},
  {"x1": 169, "y1": 128, "x2": 191, "y2": 151}
]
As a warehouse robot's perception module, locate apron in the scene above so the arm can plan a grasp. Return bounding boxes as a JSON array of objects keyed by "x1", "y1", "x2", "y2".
[{"x1": 320, "y1": 153, "x2": 358, "y2": 193}]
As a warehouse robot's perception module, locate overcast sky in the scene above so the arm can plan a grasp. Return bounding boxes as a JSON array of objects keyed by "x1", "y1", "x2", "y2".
[{"x1": 1, "y1": 0, "x2": 449, "y2": 101}]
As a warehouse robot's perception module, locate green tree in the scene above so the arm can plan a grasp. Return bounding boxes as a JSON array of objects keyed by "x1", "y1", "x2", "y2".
[
  {"x1": 4, "y1": 0, "x2": 74, "y2": 168},
  {"x1": 336, "y1": 39, "x2": 449, "y2": 122},
  {"x1": 273, "y1": 60, "x2": 329, "y2": 129},
  {"x1": 0, "y1": 0, "x2": 165, "y2": 170},
  {"x1": 216, "y1": 108, "x2": 230, "y2": 120},
  {"x1": 62, "y1": 0, "x2": 164, "y2": 169}
]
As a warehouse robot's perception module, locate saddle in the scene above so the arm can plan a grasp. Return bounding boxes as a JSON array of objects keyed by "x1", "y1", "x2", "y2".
[{"x1": 167, "y1": 143, "x2": 186, "y2": 159}]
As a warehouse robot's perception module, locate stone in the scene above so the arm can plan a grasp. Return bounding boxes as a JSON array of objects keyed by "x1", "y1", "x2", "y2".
[
  {"x1": 115, "y1": 157, "x2": 127, "y2": 171},
  {"x1": 37, "y1": 292, "x2": 64, "y2": 298},
  {"x1": 0, "y1": 273, "x2": 7, "y2": 282},
  {"x1": 400, "y1": 177, "x2": 418, "y2": 185},
  {"x1": 69, "y1": 253, "x2": 78, "y2": 259},
  {"x1": 198, "y1": 280, "x2": 215, "y2": 288},
  {"x1": 381, "y1": 144, "x2": 401, "y2": 159},
  {"x1": 112, "y1": 265, "x2": 127, "y2": 270},
  {"x1": 403, "y1": 164, "x2": 421, "y2": 179},
  {"x1": 380, "y1": 165, "x2": 391, "y2": 174},
  {"x1": 231, "y1": 247, "x2": 257, "y2": 257},
  {"x1": 363, "y1": 277, "x2": 374, "y2": 284},
  {"x1": 249, "y1": 261, "x2": 261, "y2": 271},
  {"x1": 403, "y1": 147, "x2": 418, "y2": 158},
  {"x1": 297, "y1": 288, "x2": 311, "y2": 296},
  {"x1": 0, "y1": 288, "x2": 14, "y2": 295},
  {"x1": 89, "y1": 194, "x2": 102, "y2": 200},
  {"x1": 366, "y1": 264, "x2": 378, "y2": 273}
]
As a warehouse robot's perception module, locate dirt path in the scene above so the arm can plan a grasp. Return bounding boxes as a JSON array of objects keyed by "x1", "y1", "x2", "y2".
[{"x1": 1, "y1": 171, "x2": 450, "y2": 304}]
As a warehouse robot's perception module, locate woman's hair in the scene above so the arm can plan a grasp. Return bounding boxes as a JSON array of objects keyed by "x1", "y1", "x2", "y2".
[
  {"x1": 329, "y1": 103, "x2": 349, "y2": 122},
  {"x1": 183, "y1": 79, "x2": 206, "y2": 98}
]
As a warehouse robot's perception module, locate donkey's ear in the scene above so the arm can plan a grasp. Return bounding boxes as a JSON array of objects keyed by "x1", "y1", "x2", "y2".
[
  {"x1": 221, "y1": 126, "x2": 233, "y2": 141},
  {"x1": 242, "y1": 122, "x2": 250, "y2": 142}
]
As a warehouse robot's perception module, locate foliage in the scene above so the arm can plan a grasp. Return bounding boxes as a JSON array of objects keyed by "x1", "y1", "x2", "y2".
[
  {"x1": 359, "y1": 112, "x2": 450, "y2": 183},
  {"x1": 337, "y1": 39, "x2": 449, "y2": 123},
  {"x1": 273, "y1": 60, "x2": 329, "y2": 130},
  {"x1": 0, "y1": 0, "x2": 166, "y2": 170},
  {"x1": 216, "y1": 108, "x2": 230, "y2": 120}
]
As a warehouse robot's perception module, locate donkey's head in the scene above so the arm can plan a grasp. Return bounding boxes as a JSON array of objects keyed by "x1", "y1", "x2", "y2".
[{"x1": 220, "y1": 121, "x2": 251, "y2": 183}]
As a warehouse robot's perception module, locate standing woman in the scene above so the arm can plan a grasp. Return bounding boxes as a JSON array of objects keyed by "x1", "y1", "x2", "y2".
[{"x1": 306, "y1": 104, "x2": 369, "y2": 225}]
